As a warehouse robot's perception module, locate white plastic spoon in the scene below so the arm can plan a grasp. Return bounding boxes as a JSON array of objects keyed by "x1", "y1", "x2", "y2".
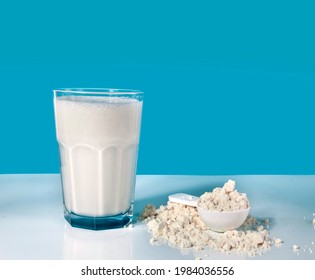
[{"x1": 168, "y1": 193, "x2": 250, "y2": 232}]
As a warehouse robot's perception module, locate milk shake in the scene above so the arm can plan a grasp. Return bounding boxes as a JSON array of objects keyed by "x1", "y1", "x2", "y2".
[{"x1": 53, "y1": 89, "x2": 143, "y2": 230}]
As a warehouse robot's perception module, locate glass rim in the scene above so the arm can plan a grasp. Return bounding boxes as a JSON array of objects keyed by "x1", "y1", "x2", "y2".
[{"x1": 53, "y1": 88, "x2": 143, "y2": 95}]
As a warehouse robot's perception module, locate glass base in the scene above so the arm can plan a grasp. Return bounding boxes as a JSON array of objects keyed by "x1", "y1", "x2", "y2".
[{"x1": 64, "y1": 208, "x2": 133, "y2": 230}]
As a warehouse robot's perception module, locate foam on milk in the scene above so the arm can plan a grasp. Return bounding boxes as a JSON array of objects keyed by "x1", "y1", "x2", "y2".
[{"x1": 54, "y1": 96, "x2": 143, "y2": 217}]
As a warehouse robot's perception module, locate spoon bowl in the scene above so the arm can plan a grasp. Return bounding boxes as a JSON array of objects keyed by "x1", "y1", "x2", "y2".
[
  {"x1": 168, "y1": 193, "x2": 250, "y2": 232},
  {"x1": 197, "y1": 206, "x2": 250, "y2": 232}
]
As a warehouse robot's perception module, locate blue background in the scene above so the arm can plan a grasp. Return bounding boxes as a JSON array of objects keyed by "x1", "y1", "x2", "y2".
[{"x1": 0, "y1": 0, "x2": 314, "y2": 175}]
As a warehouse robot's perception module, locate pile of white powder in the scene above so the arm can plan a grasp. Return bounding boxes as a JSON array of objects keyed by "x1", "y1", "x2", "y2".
[{"x1": 141, "y1": 180, "x2": 271, "y2": 256}]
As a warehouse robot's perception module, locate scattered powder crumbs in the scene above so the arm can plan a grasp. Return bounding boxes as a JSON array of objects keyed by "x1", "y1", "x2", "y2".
[
  {"x1": 274, "y1": 238, "x2": 283, "y2": 248},
  {"x1": 198, "y1": 180, "x2": 249, "y2": 211},
  {"x1": 257, "y1": 225, "x2": 264, "y2": 232},
  {"x1": 140, "y1": 201, "x2": 272, "y2": 256},
  {"x1": 293, "y1": 245, "x2": 300, "y2": 253}
]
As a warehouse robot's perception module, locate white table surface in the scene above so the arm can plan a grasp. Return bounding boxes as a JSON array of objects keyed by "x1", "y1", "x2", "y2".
[{"x1": 0, "y1": 174, "x2": 314, "y2": 260}]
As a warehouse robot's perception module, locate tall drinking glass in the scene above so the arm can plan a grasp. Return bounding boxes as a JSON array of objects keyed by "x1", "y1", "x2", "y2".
[{"x1": 53, "y1": 88, "x2": 143, "y2": 230}]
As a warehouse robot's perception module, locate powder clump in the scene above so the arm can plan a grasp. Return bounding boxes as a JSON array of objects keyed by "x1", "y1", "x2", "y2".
[
  {"x1": 198, "y1": 180, "x2": 249, "y2": 211},
  {"x1": 293, "y1": 245, "x2": 300, "y2": 253}
]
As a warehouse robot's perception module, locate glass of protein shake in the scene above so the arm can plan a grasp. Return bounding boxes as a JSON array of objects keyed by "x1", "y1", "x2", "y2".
[{"x1": 53, "y1": 88, "x2": 143, "y2": 230}]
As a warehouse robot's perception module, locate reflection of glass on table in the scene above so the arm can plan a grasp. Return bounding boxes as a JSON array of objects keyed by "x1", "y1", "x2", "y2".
[{"x1": 62, "y1": 223, "x2": 133, "y2": 259}]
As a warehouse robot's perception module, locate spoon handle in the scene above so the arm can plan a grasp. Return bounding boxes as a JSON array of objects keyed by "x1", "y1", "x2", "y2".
[{"x1": 168, "y1": 193, "x2": 199, "y2": 207}]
